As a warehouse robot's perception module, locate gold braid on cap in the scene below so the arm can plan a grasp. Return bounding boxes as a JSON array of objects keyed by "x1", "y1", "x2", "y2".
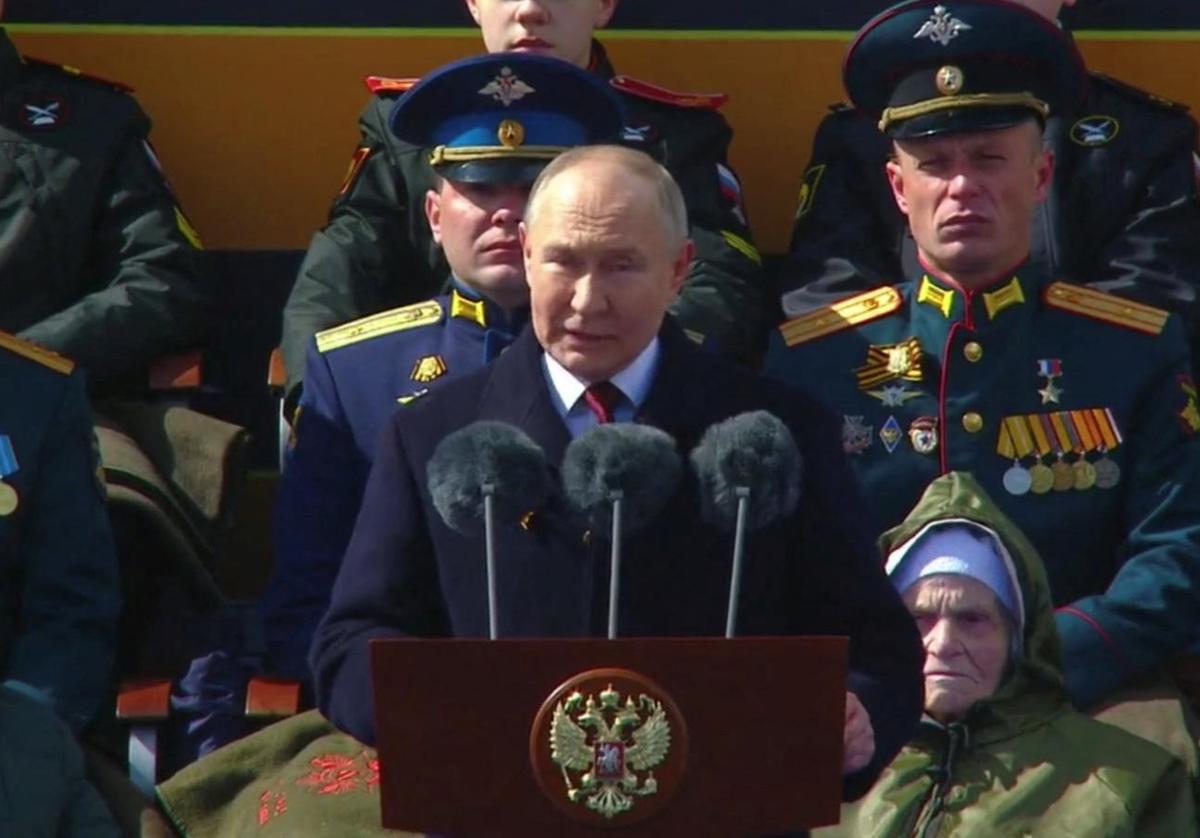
[
  {"x1": 428, "y1": 145, "x2": 565, "y2": 165},
  {"x1": 879, "y1": 92, "x2": 1049, "y2": 132}
]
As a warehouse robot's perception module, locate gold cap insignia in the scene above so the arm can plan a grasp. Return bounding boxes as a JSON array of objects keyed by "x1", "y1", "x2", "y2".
[
  {"x1": 936, "y1": 65, "x2": 964, "y2": 96},
  {"x1": 410, "y1": 355, "x2": 447, "y2": 384},
  {"x1": 497, "y1": 119, "x2": 525, "y2": 149}
]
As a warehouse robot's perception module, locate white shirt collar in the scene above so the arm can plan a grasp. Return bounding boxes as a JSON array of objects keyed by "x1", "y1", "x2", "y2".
[{"x1": 542, "y1": 337, "x2": 661, "y2": 416}]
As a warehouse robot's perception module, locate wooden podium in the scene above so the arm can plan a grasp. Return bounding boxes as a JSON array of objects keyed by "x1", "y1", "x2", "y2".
[{"x1": 371, "y1": 636, "x2": 848, "y2": 836}]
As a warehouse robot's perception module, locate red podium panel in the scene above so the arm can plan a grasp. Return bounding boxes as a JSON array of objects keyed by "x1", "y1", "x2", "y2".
[{"x1": 371, "y1": 636, "x2": 848, "y2": 836}]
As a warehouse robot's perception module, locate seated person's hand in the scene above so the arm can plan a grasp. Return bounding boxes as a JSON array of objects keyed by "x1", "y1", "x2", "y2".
[{"x1": 843, "y1": 690, "x2": 875, "y2": 775}]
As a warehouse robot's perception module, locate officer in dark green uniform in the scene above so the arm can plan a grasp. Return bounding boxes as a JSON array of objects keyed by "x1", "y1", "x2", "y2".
[
  {"x1": 765, "y1": 0, "x2": 1200, "y2": 724},
  {"x1": 280, "y1": 0, "x2": 765, "y2": 402},
  {"x1": 0, "y1": 23, "x2": 209, "y2": 390},
  {"x1": 783, "y1": 0, "x2": 1200, "y2": 364},
  {"x1": 0, "y1": 331, "x2": 122, "y2": 834}
]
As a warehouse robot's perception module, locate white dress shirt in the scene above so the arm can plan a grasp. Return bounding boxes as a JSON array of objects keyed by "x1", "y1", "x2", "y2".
[{"x1": 541, "y1": 338, "x2": 660, "y2": 438}]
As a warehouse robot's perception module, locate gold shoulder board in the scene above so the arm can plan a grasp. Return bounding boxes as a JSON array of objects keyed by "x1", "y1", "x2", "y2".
[
  {"x1": 0, "y1": 331, "x2": 74, "y2": 374},
  {"x1": 316, "y1": 301, "x2": 444, "y2": 353},
  {"x1": 1043, "y1": 282, "x2": 1168, "y2": 336},
  {"x1": 778, "y1": 287, "x2": 902, "y2": 348}
]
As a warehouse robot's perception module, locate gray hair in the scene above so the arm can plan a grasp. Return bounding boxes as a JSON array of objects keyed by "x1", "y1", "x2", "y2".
[{"x1": 524, "y1": 144, "x2": 689, "y2": 250}]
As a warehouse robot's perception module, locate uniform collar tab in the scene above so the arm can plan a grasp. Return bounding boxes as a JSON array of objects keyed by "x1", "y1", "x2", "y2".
[
  {"x1": 982, "y1": 276, "x2": 1027, "y2": 321},
  {"x1": 917, "y1": 274, "x2": 955, "y2": 318},
  {"x1": 450, "y1": 287, "x2": 488, "y2": 328}
]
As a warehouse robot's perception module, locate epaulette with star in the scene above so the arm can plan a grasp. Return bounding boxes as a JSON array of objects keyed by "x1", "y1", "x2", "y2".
[
  {"x1": 0, "y1": 330, "x2": 74, "y2": 374},
  {"x1": 316, "y1": 300, "x2": 443, "y2": 353},
  {"x1": 364, "y1": 75, "x2": 419, "y2": 95},
  {"x1": 1043, "y1": 282, "x2": 1169, "y2": 336},
  {"x1": 609, "y1": 75, "x2": 728, "y2": 109},
  {"x1": 24, "y1": 56, "x2": 134, "y2": 92},
  {"x1": 1090, "y1": 73, "x2": 1188, "y2": 113},
  {"x1": 777, "y1": 287, "x2": 902, "y2": 348}
]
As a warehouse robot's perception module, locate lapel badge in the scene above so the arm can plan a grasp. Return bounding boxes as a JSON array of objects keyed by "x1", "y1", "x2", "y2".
[
  {"x1": 908, "y1": 416, "x2": 939, "y2": 455},
  {"x1": 856, "y1": 338, "x2": 923, "y2": 391},
  {"x1": 410, "y1": 355, "x2": 447, "y2": 384},
  {"x1": 866, "y1": 383, "x2": 923, "y2": 408},
  {"x1": 914, "y1": 5, "x2": 973, "y2": 46},
  {"x1": 1036, "y1": 358, "x2": 1063, "y2": 405},
  {"x1": 1070, "y1": 115, "x2": 1120, "y2": 147},
  {"x1": 842, "y1": 415, "x2": 874, "y2": 455},
  {"x1": 879, "y1": 415, "x2": 903, "y2": 454},
  {"x1": 478, "y1": 66, "x2": 535, "y2": 106}
]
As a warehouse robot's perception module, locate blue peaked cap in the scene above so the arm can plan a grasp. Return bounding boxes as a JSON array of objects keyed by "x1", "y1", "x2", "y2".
[{"x1": 390, "y1": 53, "x2": 626, "y2": 184}]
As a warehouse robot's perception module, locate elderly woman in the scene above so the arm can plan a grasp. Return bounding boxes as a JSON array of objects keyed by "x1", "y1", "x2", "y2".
[{"x1": 821, "y1": 472, "x2": 1196, "y2": 837}]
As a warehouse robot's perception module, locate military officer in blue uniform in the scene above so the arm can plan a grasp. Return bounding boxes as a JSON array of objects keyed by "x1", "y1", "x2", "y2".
[
  {"x1": 260, "y1": 53, "x2": 625, "y2": 690},
  {"x1": 765, "y1": 0, "x2": 1200, "y2": 724},
  {"x1": 0, "y1": 332, "x2": 122, "y2": 834}
]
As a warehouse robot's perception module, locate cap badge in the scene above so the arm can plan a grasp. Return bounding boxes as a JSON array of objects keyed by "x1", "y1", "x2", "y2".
[
  {"x1": 1070, "y1": 115, "x2": 1120, "y2": 147},
  {"x1": 479, "y1": 67, "x2": 535, "y2": 107},
  {"x1": 497, "y1": 118, "x2": 526, "y2": 148},
  {"x1": 914, "y1": 5, "x2": 973, "y2": 46},
  {"x1": 936, "y1": 65, "x2": 965, "y2": 96}
]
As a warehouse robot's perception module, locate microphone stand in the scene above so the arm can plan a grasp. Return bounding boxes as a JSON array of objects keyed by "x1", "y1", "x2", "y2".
[
  {"x1": 482, "y1": 483, "x2": 498, "y2": 640},
  {"x1": 725, "y1": 487, "x2": 751, "y2": 639},
  {"x1": 607, "y1": 489, "x2": 624, "y2": 640}
]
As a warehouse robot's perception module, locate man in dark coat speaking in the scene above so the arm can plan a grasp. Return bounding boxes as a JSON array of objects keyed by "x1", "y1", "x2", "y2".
[{"x1": 311, "y1": 145, "x2": 923, "y2": 799}]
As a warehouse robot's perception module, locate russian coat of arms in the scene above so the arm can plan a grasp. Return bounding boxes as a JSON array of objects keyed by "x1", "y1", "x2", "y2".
[{"x1": 548, "y1": 684, "x2": 671, "y2": 819}]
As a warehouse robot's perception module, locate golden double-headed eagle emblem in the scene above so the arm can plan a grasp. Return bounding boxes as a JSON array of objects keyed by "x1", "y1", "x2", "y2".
[{"x1": 549, "y1": 684, "x2": 671, "y2": 820}]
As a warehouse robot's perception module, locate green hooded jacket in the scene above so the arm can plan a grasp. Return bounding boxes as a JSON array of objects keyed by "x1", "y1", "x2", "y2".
[{"x1": 819, "y1": 472, "x2": 1197, "y2": 837}]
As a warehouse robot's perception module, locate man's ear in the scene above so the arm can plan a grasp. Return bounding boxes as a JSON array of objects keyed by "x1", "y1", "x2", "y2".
[
  {"x1": 464, "y1": 0, "x2": 482, "y2": 27},
  {"x1": 1033, "y1": 149, "x2": 1054, "y2": 203},
  {"x1": 425, "y1": 189, "x2": 443, "y2": 244},
  {"x1": 669, "y1": 239, "x2": 695, "y2": 298},
  {"x1": 594, "y1": 0, "x2": 619, "y2": 29},
  {"x1": 885, "y1": 159, "x2": 910, "y2": 216}
]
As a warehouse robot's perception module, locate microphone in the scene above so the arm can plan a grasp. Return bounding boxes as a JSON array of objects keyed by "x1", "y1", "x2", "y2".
[
  {"x1": 689, "y1": 410, "x2": 803, "y2": 637},
  {"x1": 561, "y1": 424, "x2": 683, "y2": 638},
  {"x1": 427, "y1": 421, "x2": 550, "y2": 639}
]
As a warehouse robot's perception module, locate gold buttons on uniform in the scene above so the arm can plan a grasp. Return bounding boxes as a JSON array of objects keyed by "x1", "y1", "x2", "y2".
[
  {"x1": 963, "y1": 341, "x2": 983, "y2": 363},
  {"x1": 962, "y1": 412, "x2": 984, "y2": 434}
]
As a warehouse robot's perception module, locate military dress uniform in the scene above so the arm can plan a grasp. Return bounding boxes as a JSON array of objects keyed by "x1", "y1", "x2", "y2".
[
  {"x1": 767, "y1": 0, "x2": 1200, "y2": 711},
  {"x1": 0, "y1": 29, "x2": 208, "y2": 387},
  {"x1": 0, "y1": 331, "x2": 121, "y2": 835},
  {"x1": 785, "y1": 53, "x2": 1200, "y2": 354},
  {"x1": 263, "y1": 288, "x2": 526, "y2": 683},
  {"x1": 281, "y1": 39, "x2": 765, "y2": 396}
]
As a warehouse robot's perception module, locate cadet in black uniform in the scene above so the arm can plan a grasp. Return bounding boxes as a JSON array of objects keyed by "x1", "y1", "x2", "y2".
[{"x1": 280, "y1": 0, "x2": 765, "y2": 402}]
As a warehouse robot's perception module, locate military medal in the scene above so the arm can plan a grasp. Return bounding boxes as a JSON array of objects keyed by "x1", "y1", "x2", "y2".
[
  {"x1": 1029, "y1": 463, "x2": 1055, "y2": 494},
  {"x1": 856, "y1": 339, "x2": 923, "y2": 392},
  {"x1": 908, "y1": 416, "x2": 938, "y2": 455},
  {"x1": 0, "y1": 435, "x2": 19, "y2": 516},
  {"x1": 1036, "y1": 358, "x2": 1064, "y2": 405},
  {"x1": 997, "y1": 417, "x2": 1034, "y2": 496},
  {"x1": 1073, "y1": 459, "x2": 1097, "y2": 491},
  {"x1": 1094, "y1": 454, "x2": 1121, "y2": 490}
]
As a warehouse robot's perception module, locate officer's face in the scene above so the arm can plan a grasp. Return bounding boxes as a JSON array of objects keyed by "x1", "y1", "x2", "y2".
[
  {"x1": 466, "y1": 0, "x2": 618, "y2": 68},
  {"x1": 521, "y1": 160, "x2": 691, "y2": 383},
  {"x1": 886, "y1": 122, "x2": 1053, "y2": 288},
  {"x1": 904, "y1": 575, "x2": 1012, "y2": 723},
  {"x1": 1011, "y1": 0, "x2": 1076, "y2": 21},
  {"x1": 426, "y1": 178, "x2": 531, "y2": 311}
]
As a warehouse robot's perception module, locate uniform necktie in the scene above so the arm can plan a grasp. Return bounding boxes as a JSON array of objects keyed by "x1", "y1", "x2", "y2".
[{"x1": 582, "y1": 381, "x2": 622, "y2": 424}]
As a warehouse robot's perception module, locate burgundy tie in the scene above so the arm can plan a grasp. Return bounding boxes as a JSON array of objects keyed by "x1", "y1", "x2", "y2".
[{"x1": 582, "y1": 381, "x2": 622, "y2": 424}]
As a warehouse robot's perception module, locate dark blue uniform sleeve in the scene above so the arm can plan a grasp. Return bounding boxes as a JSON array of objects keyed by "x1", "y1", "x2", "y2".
[
  {"x1": 4, "y1": 372, "x2": 120, "y2": 732},
  {"x1": 261, "y1": 340, "x2": 371, "y2": 683},
  {"x1": 310, "y1": 413, "x2": 451, "y2": 745},
  {"x1": 1055, "y1": 317, "x2": 1200, "y2": 706}
]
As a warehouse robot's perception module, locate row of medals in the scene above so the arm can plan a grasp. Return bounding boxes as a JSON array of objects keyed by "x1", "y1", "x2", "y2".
[{"x1": 1002, "y1": 452, "x2": 1120, "y2": 496}]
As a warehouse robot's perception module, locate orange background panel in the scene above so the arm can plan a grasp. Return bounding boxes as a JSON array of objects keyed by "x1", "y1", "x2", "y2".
[{"x1": 9, "y1": 31, "x2": 1200, "y2": 253}]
